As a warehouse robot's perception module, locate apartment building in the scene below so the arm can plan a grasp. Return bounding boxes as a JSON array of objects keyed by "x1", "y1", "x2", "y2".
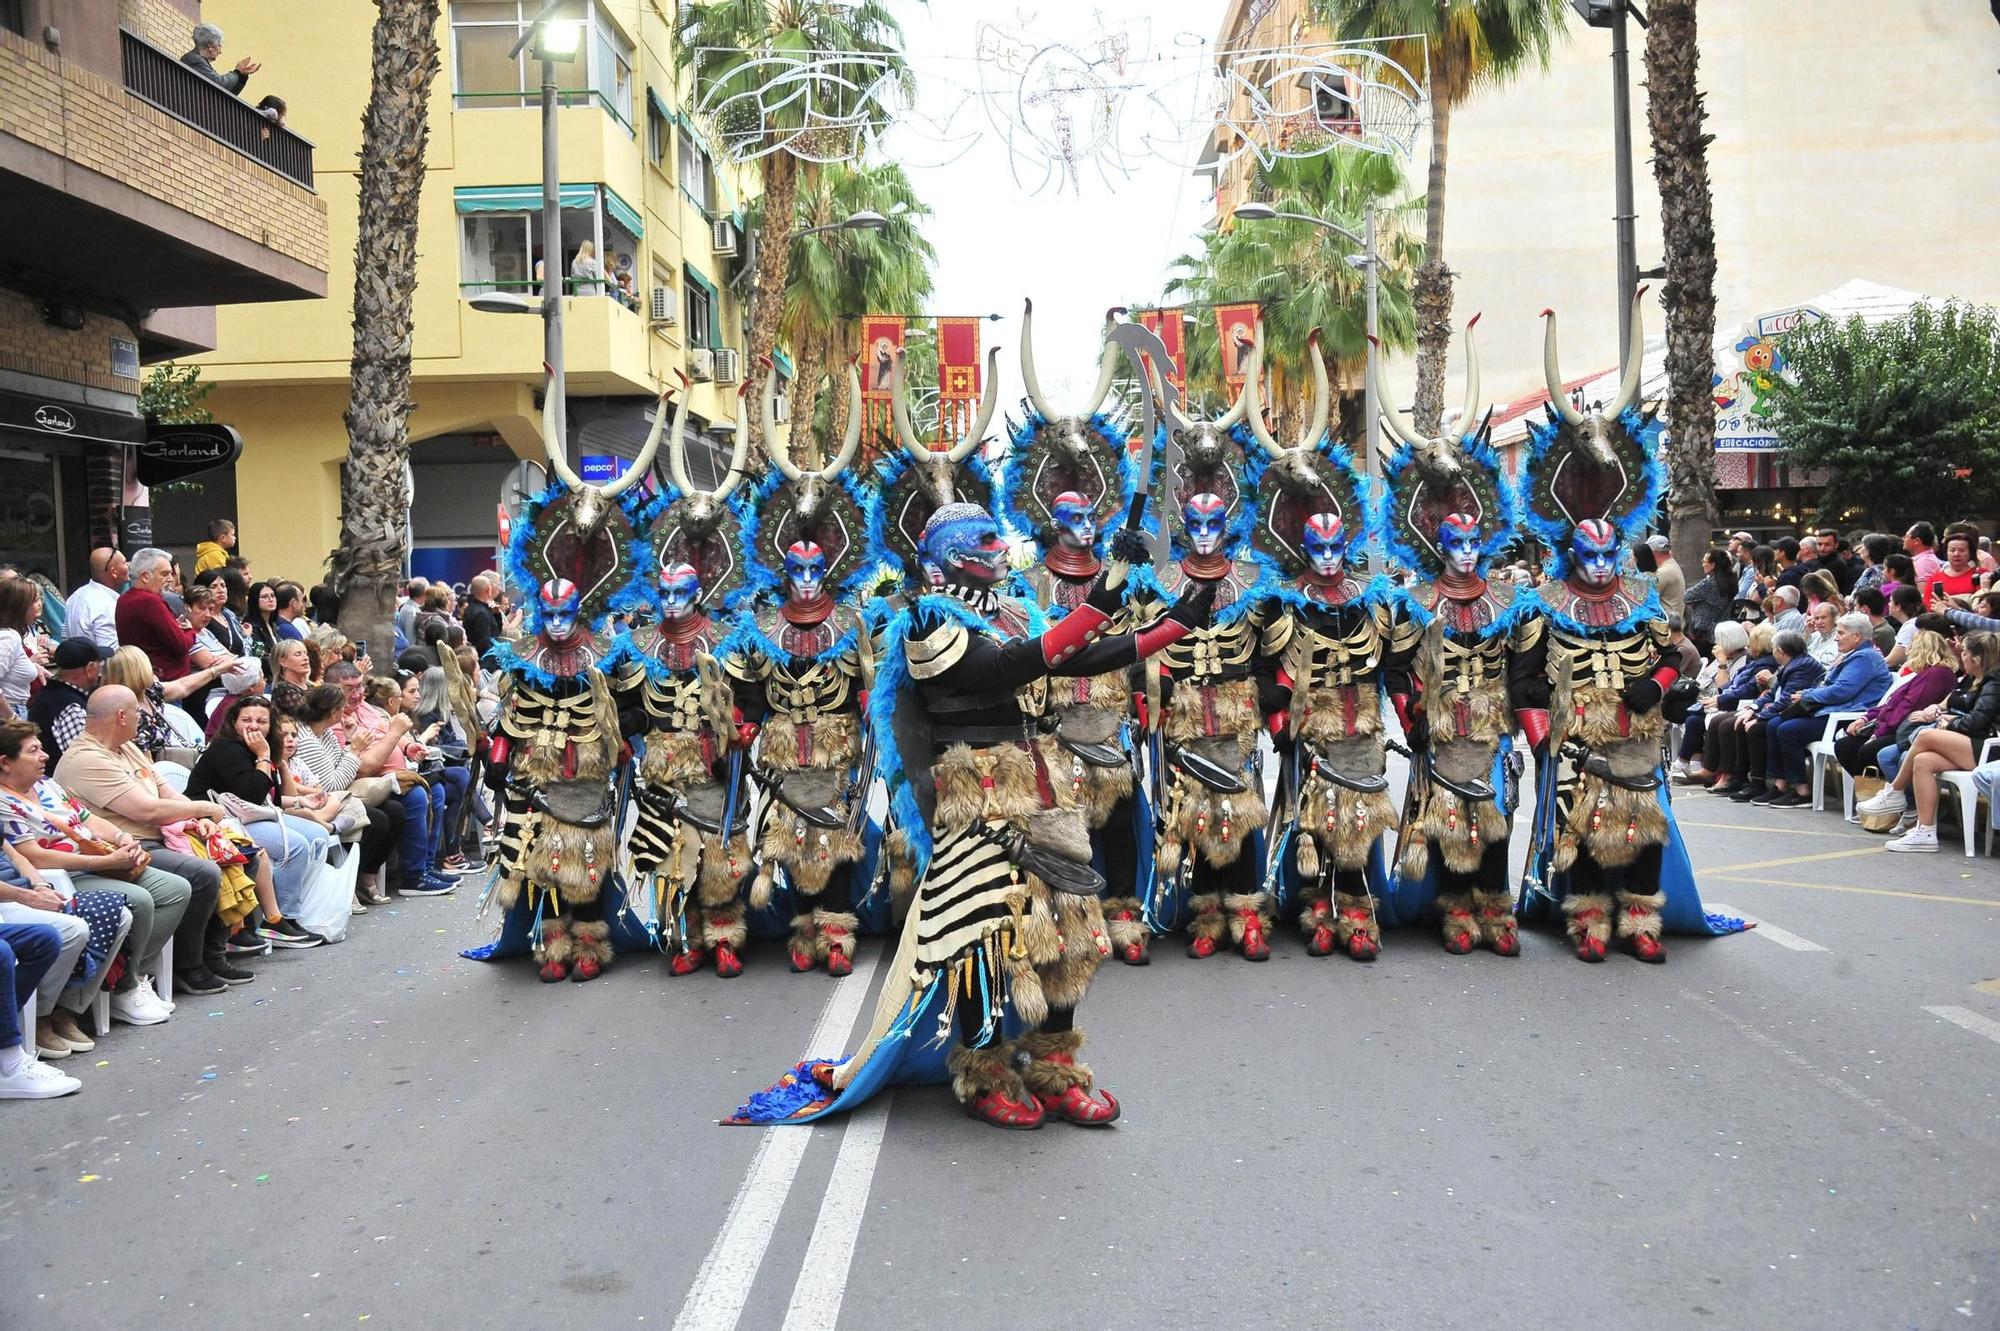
[
  {"x1": 193, "y1": 0, "x2": 760, "y2": 588},
  {"x1": 0, "y1": 0, "x2": 327, "y2": 585}
]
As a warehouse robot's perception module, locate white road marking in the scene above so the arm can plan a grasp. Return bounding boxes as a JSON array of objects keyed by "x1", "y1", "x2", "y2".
[
  {"x1": 780, "y1": 1092, "x2": 895, "y2": 1331},
  {"x1": 1924, "y1": 1005, "x2": 2000, "y2": 1047},
  {"x1": 1706, "y1": 903, "x2": 1828, "y2": 952},
  {"x1": 671, "y1": 947, "x2": 883, "y2": 1331}
]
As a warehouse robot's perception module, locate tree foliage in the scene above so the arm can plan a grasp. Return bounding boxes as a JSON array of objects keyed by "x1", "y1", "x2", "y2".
[
  {"x1": 138, "y1": 362, "x2": 213, "y2": 425},
  {"x1": 1769, "y1": 302, "x2": 2000, "y2": 527}
]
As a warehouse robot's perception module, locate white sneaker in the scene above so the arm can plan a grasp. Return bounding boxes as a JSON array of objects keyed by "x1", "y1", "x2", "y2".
[
  {"x1": 1857, "y1": 788, "x2": 1908, "y2": 816},
  {"x1": 1884, "y1": 825, "x2": 1938, "y2": 853},
  {"x1": 138, "y1": 977, "x2": 175, "y2": 1012},
  {"x1": 0, "y1": 1058, "x2": 82, "y2": 1098},
  {"x1": 1669, "y1": 760, "x2": 1690, "y2": 781},
  {"x1": 109, "y1": 987, "x2": 169, "y2": 1026}
]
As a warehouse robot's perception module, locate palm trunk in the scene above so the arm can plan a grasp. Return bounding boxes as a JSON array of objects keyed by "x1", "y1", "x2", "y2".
[
  {"x1": 787, "y1": 324, "x2": 830, "y2": 468},
  {"x1": 332, "y1": 0, "x2": 440, "y2": 673},
  {"x1": 1409, "y1": 92, "x2": 1455, "y2": 435},
  {"x1": 747, "y1": 149, "x2": 802, "y2": 460},
  {"x1": 1646, "y1": 0, "x2": 1719, "y2": 572}
]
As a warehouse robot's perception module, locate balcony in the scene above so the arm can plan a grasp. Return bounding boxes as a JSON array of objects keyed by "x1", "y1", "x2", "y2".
[{"x1": 120, "y1": 30, "x2": 316, "y2": 190}]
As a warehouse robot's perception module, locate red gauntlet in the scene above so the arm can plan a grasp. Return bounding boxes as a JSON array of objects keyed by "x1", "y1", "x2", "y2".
[
  {"x1": 1517, "y1": 708, "x2": 1551, "y2": 749},
  {"x1": 1040, "y1": 604, "x2": 1112, "y2": 667}
]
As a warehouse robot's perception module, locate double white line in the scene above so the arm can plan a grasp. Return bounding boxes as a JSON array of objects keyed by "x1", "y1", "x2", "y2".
[{"x1": 673, "y1": 945, "x2": 891, "y2": 1331}]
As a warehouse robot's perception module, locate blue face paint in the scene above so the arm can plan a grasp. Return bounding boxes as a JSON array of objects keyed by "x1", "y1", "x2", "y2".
[{"x1": 784, "y1": 542, "x2": 827, "y2": 599}]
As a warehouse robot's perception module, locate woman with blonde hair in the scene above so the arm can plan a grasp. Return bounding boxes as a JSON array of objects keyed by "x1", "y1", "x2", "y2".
[
  {"x1": 1863, "y1": 631, "x2": 2000, "y2": 850},
  {"x1": 1672, "y1": 619, "x2": 1751, "y2": 784},
  {"x1": 1833, "y1": 628, "x2": 1959, "y2": 795},
  {"x1": 101, "y1": 646, "x2": 208, "y2": 758}
]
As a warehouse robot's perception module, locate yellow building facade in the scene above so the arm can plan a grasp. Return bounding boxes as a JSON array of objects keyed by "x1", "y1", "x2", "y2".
[{"x1": 193, "y1": 0, "x2": 760, "y2": 587}]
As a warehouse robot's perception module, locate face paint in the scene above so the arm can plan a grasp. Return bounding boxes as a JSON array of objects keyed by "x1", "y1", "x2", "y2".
[
  {"x1": 1439, "y1": 513, "x2": 1482, "y2": 577},
  {"x1": 1050, "y1": 491, "x2": 1096, "y2": 551},
  {"x1": 538, "y1": 578, "x2": 582, "y2": 639},
  {"x1": 920, "y1": 502, "x2": 1010, "y2": 587},
  {"x1": 1570, "y1": 519, "x2": 1620, "y2": 589},
  {"x1": 659, "y1": 563, "x2": 701, "y2": 621},
  {"x1": 1302, "y1": 513, "x2": 1346, "y2": 578},
  {"x1": 783, "y1": 541, "x2": 827, "y2": 600},
  {"x1": 1184, "y1": 493, "x2": 1227, "y2": 556}
]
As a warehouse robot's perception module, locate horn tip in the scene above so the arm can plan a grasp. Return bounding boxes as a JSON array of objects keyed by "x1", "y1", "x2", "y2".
[
  {"x1": 1364, "y1": 333, "x2": 1379, "y2": 349},
  {"x1": 1022, "y1": 297, "x2": 1033, "y2": 314},
  {"x1": 1307, "y1": 327, "x2": 1322, "y2": 350},
  {"x1": 1635, "y1": 284, "x2": 1650, "y2": 299},
  {"x1": 1539, "y1": 308, "x2": 1554, "y2": 319},
  {"x1": 1467, "y1": 312, "x2": 1482, "y2": 329}
]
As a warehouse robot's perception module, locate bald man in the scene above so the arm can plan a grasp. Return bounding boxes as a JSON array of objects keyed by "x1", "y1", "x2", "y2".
[{"x1": 63, "y1": 548, "x2": 126, "y2": 653}]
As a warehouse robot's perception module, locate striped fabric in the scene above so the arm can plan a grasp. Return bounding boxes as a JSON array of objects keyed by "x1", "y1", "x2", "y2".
[{"x1": 910, "y1": 822, "x2": 1019, "y2": 980}]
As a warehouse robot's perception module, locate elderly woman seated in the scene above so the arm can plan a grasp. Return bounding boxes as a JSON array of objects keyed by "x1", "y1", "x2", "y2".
[
  {"x1": 1702, "y1": 621, "x2": 1779, "y2": 793},
  {"x1": 1717, "y1": 629, "x2": 1823, "y2": 804},
  {"x1": 1672, "y1": 620, "x2": 1750, "y2": 785},
  {"x1": 1858, "y1": 631, "x2": 2000, "y2": 851},
  {"x1": 1833, "y1": 629, "x2": 1959, "y2": 790},
  {"x1": 1757, "y1": 612, "x2": 1893, "y2": 808}
]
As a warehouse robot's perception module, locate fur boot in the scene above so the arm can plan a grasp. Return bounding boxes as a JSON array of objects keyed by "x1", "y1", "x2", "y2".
[
  {"x1": 1473, "y1": 888, "x2": 1520, "y2": 957},
  {"x1": 536, "y1": 916, "x2": 572, "y2": 983},
  {"x1": 1299, "y1": 895, "x2": 1336, "y2": 957},
  {"x1": 1224, "y1": 891, "x2": 1273, "y2": 961},
  {"x1": 813, "y1": 910, "x2": 859, "y2": 977},
  {"x1": 947, "y1": 1042, "x2": 1041, "y2": 1129},
  {"x1": 1563, "y1": 891, "x2": 1615, "y2": 963},
  {"x1": 1102, "y1": 895, "x2": 1149, "y2": 965},
  {"x1": 1017, "y1": 1028, "x2": 1119, "y2": 1126},
  {"x1": 1616, "y1": 889, "x2": 1667, "y2": 963},
  {"x1": 1333, "y1": 891, "x2": 1380, "y2": 961},
  {"x1": 569, "y1": 919, "x2": 611, "y2": 982},
  {"x1": 1437, "y1": 892, "x2": 1477, "y2": 955},
  {"x1": 1185, "y1": 892, "x2": 1226, "y2": 958},
  {"x1": 788, "y1": 913, "x2": 819, "y2": 972}
]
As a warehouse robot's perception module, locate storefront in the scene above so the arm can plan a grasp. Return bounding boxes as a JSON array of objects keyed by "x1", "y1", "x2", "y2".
[{"x1": 0, "y1": 386, "x2": 143, "y2": 586}]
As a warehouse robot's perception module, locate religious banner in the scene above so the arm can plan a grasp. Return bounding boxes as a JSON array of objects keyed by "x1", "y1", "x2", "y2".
[
  {"x1": 934, "y1": 316, "x2": 982, "y2": 444},
  {"x1": 1135, "y1": 308, "x2": 1187, "y2": 401},
  {"x1": 1214, "y1": 302, "x2": 1261, "y2": 396},
  {"x1": 859, "y1": 314, "x2": 905, "y2": 453}
]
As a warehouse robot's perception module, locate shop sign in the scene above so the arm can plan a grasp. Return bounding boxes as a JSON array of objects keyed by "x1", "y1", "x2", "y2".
[
  {"x1": 136, "y1": 422, "x2": 242, "y2": 486},
  {"x1": 33, "y1": 404, "x2": 75, "y2": 433},
  {"x1": 578, "y1": 454, "x2": 620, "y2": 485},
  {"x1": 1713, "y1": 305, "x2": 1826, "y2": 453}
]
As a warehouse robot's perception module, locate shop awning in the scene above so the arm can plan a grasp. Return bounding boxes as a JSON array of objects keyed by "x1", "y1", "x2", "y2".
[
  {"x1": 454, "y1": 184, "x2": 598, "y2": 213},
  {"x1": 602, "y1": 187, "x2": 643, "y2": 240}
]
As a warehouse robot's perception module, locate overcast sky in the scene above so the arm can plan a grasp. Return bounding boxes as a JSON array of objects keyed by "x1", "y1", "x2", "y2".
[{"x1": 881, "y1": 1, "x2": 1227, "y2": 409}]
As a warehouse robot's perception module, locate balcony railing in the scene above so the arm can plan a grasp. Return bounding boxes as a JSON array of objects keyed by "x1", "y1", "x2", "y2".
[{"x1": 120, "y1": 30, "x2": 316, "y2": 190}]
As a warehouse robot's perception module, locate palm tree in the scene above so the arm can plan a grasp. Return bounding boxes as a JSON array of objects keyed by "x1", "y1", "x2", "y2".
[
  {"x1": 328, "y1": 0, "x2": 441, "y2": 668},
  {"x1": 1323, "y1": 0, "x2": 1569, "y2": 434},
  {"x1": 754, "y1": 160, "x2": 935, "y2": 464},
  {"x1": 1645, "y1": 0, "x2": 1719, "y2": 569},
  {"x1": 674, "y1": 2, "x2": 912, "y2": 453},
  {"x1": 1166, "y1": 151, "x2": 1420, "y2": 446}
]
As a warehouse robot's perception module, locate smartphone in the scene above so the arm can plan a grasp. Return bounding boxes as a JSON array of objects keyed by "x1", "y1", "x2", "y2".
[{"x1": 355, "y1": 639, "x2": 368, "y2": 656}]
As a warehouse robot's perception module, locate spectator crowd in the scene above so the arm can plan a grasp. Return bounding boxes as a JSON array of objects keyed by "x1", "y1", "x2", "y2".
[{"x1": 0, "y1": 538, "x2": 518, "y2": 1101}]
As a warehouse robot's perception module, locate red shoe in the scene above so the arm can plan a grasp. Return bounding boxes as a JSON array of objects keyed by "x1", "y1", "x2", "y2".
[
  {"x1": 1442, "y1": 910, "x2": 1477, "y2": 956},
  {"x1": 966, "y1": 1088, "x2": 1044, "y2": 1129},
  {"x1": 1574, "y1": 934, "x2": 1607, "y2": 963},
  {"x1": 714, "y1": 943, "x2": 744, "y2": 978},
  {"x1": 1186, "y1": 935, "x2": 1219, "y2": 959},
  {"x1": 668, "y1": 948, "x2": 706, "y2": 977},
  {"x1": 1036, "y1": 1085, "x2": 1120, "y2": 1126},
  {"x1": 1488, "y1": 924, "x2": 1521, "y2": 957},
  {"x1": 1119, "y1": 938, "x2": 1151, "y2": 966},
  {"x1": 1306, "y1": 925, "x2": 1335, "y2": 957},
  {"x1": 1340, "y1": 908, "x2": 1379, "y2": 961},
  {"x1": 824, "y1": 944, "x2": 853, "y2": 978},
  {"x1": 569, "y1": 952, "x2": 603, "y2": 982},
  {"x1": 538, "y1": 957, "x2": 568, "y2": 983},
  {"x1": 1628, "y1": 932, "x2": 1666, "y2": 964},
  {"x1": 1237, "y1": 912, "x2": 1270, "y2": 962},
  {"x1": 789, "y1": 948, "x2": 817, "y2": 973}
]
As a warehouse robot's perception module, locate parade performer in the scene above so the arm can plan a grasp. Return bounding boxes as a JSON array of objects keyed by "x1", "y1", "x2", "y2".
[
  {"x1": 467, "y1": 382, "x2": 660, "y2": 982},
  {"x1": 1515, "y1": 294, "x2": 1749, "y2": 961},
  {"x1": 723, "y1": 361, "x2": 876, "y2": 977},
  {"x1": 620, "y1": 383, "x2": 756, "y2": 978},
  {"x1": 1130, "y1": 357, "x2": 1284, "y2": 962},
  {"x1": 1246, "y1": 334, "x2": 1418, "y2": 961},
  {"x1": 1372, "y1": 322, "x2": 1533, "y2": 957},
  {"x1": 997, "y1": 305, "x2": 1153, "y2": 964}
]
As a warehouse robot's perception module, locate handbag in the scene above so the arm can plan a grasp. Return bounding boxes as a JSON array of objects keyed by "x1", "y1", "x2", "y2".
[
  {"x1": 72, "y1": 833, "x2": 145, "y2": 882},
  {"x1": 1852, "y1": 770, "x2": 1903, "y2": 833},
  {"x1": 217, "y1": 792, "x2": 281, "y2": 825},
  {"x1": 347, "y1": 774, "x2": 396, "y2": 808}
]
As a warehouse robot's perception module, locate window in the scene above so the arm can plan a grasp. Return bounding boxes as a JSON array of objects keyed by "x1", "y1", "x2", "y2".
[
  {"x1": 646, "y1": 93, "x2": 669, "y2": 172},
  {"x1": 1, "y1": 0, "x2": 24, "y2": 37},
  {"x1": 678, "y1": 131, "x2": 711, "y2": 214},
  {"x1": 448, "y1": 0, "x2": 633, "y2": 129},
  {"x1": 457, "y1": 185, "x2": 643, "y2": 303},
  {"x1": 684, "y1": 270, "x2": 714, "y2": 349}
]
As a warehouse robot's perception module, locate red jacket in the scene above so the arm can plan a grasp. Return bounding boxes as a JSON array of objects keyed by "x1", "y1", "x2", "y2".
[{"x1": 115, "y1": 588, "x2": 194, "y2": 681}]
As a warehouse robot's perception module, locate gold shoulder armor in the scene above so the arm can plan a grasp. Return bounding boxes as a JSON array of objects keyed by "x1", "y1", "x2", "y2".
[{"x1": 905, "y1": 619, "x2": 969, "y2": 680}]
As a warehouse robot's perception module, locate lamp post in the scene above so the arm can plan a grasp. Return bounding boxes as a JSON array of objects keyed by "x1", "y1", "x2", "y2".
[
  {"x1": 1571, "y1": 0, "x2": 1650, "y2": 375},
  {"x1": 1232, "y1": 199, "x2": 1382, "y2": 480}
]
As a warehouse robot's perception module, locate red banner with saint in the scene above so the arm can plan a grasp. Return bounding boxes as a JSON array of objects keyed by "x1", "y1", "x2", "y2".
[
  {"x1": 934, "y1": 316, "x2": 982, "y2": 446},
  {"x1": 859, "y1": 314, "x2": 905, "y2": 456},
  {"x1": 1135, "y1": 309, "x2": 1187, "y2": 402},
  {"x1": 1214, "y1": 302, "x2": 1261, "y2": 397}
]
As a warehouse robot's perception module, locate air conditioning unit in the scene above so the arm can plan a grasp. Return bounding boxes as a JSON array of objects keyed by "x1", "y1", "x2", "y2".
[
  {"x1": 772, "y1": 394, "x2": 790, "y2": 423},
  {"x1": 711, "y1": 217, "x2": 738, "y2": 257},
  {"x1": 649, "y1": 285, "x2": 676, "y2": 324},
  {"x1": 689, "y1": 347, "x2": 715, "y2": 382},
  {"x1": 711, "y1": 346, "x2": 741, "y2": 383}
]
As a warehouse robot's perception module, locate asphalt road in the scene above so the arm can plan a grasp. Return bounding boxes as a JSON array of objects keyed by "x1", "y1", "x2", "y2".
[{"x1": 6, "y1": 781, "x2": 1999, "y2": 1331}]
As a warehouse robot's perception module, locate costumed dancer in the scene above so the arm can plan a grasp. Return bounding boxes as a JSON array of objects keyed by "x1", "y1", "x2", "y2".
[
  {"x1": 469, "y1": 382, "x2": 661, "y2": 982},
  {"x1": 1246, "y1": 331, "x2": 1418, "y2": 961},
  {"x1": 621, "y1": 382, "x2": 757, "y2": 977},
  {"x1": 996, "y1": 302, "x2": 1154, "y2": 965},
  {"x1": 1514, "y1": 293, "x2": 1750, "y2": 961},
  {"x1": 1130, "y1": 364, "x2": 1285, "y2": 962},
  {"x1": 1373, "y1": 320, "x2": 1532, "y2": 956},
  {"x1": 724, "y1": 361, "x2": 876, "y2": 977},
  {"x1": 729, "y1": 497, "x2": 1213, "y2": 1129}
]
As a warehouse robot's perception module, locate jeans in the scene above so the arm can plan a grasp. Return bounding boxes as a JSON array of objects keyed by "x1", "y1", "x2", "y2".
[
  {"x1": 95, "y1": 864, "x2": 193, "y2": 980},
  {"x1": 0, "y1": 922, "x2": 60, "y2": 1048},
  {"x1": 239, "y1": 815, "x2": 332, "y2": 918},
  {"x1": 0, "y1": 902, "x2": 87, "y2": 1016},
  {"x1": 1769, "y1": 714, "x2": 1825, "y2": 785},
  {"x1": 397, "y1": 782, "x2": 445, "y2": 886},
  {"x1": 430, "y1": 765, "x2": 470, "y2": 858}
]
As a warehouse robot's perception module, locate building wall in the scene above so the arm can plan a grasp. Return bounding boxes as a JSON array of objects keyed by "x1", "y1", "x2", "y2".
[
  {"x1": 195, "y1": 0, "x2": 759, "y2": 586},
  {"x1": 0, "y1": 290, "x2": 141, "y2": 396}
]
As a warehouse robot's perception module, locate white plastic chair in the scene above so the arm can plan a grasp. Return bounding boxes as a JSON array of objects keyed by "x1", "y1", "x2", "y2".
[
  {"x1": 1808, "y1": 711, "x2": 1867, "y2": 812},
  {"x1": 1937, "y1": 737, "x2": 2000, "y2": 858},
  {"x1": 20, "y1": 998, "x2": 33, "y2": 1053}
]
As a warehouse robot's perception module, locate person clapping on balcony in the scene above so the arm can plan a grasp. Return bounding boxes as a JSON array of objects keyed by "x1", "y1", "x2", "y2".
[{"x1": 181, "y1": 23, "x2": 260, "y2": 96}]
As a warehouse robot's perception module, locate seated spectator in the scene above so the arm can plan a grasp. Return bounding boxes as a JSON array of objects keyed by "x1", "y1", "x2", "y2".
[
  {"x1": 1884, "y1": 584, "x2": 1928, "y2": 668},
  {"x1": 1768, "y1": 584, "x2": 1806, "y2": 633},
  {"x1": 271, "y1": 638, "x2": 315, "y2": 694},
  {"x1": 410, "y1": 667, "x2": 477, "y2": 874},
  {"x1": 28, "y1": 638, "x2": 104, "y2": 764},
  {"x1": 187, "y1": 696, "x2": 328, "y2": 947},
  {"x1": 1760, "y1": 613, "x2": 1893, "y2": 807},
  {"x1": 194, "y1": 519, "x2": 237, "y2": 576},
  {"x1": 1861, "y1": 631, "x2": 2000, "y2": 851},
  {"x1": 115, "y1": 547, "x2": 195, "y2": 683},
  {"x1": 62, "y1": 548, "x2": 125, "y2": 654},
  {"x1": 1800, "y1": 569, "x2": 1843, "y2": 615},
  {"x1": 55, "y1": 686, "x2": 243, "y2": 995},
  {"x1": 272, "y1": 582, "x2": 308, "y2": 642},
  {"x1": 182, "y1": 582, "x2": 247, "y2": 722},
  {"x1": 307, "y1": 584, "x2": 342, "y2": 628},
  {"x1": 0, "y1": 919, "x2": 76, "y2": 1098},
  {"x1": 330, "y1": 663, "x2": 454, "y2": 897},
  {"x1": 181, "y1": 22, "x2": 259, "y2": 94},
  {"x1": 246, "y1": 579, "x2": 281, "y2": 671},
  {"x1": 1852, "y1": 586, "x2": 1895, "y2": 653},
  {"x1": 1881, "y1": 552, "x2": 1916, "y2": 599},
  {"x1": 1717, "y1": 629, "x2": 1821, "y2": 804},
  {"x1": 0, "y1": 577, "x2": 48, "y2": 719},
  {"x1": 395, "y1": 577, "x2": 428, "y2": 651},
  {"x1": 101, "y1": 645, "x2": 211, "y2": 759},
  {"x1": 255, "y1": 95, "x2": 287, "y2": 134},
  {"x1": 286, "y1": 683, "x2": 407, "y2": 905},
  {"x1": 1835, "y1": 629, "x2": 1958, "y2": 788},
  {"x1": 1673, "y1": 619, "x2": 1749, "y2": 784},
  {"x1": 1804, "y1": 601, "x2": 1841, "y2": 668},
  {"x1": 1927, "y1": 529, "x2": 1982, "y2": 608}
]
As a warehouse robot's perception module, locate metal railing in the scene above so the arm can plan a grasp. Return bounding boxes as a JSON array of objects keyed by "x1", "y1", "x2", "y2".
[{"x1": 119, "y1": 30, "x2": 315, "y2": 190}]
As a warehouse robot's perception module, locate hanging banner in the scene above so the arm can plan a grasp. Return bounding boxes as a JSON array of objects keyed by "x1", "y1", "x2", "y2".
[
  {"x1": 858, "y1": 314, "x2": 906, "y2": 455},
  {"x1": 934, "y1": 316, "x2": 982, "y2": 445},
  {"x1": 1135, "y1": 309, "x2": 1187, "y2": 401},
  {"x1": 1214, "y1": 302, "x2": 1261, "y2": 396}
]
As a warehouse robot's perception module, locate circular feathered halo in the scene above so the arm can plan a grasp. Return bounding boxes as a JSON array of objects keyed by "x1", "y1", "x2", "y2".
[
  {"x1": 1381, "y1": 430, "x2": 1519, "y2": 578},
  {"x1": 1249, "y1": 439, "x2": 1375, "y2": 578},
  {"x1": 742, "y1": 465, "x2": 875, "y2": 599},
  {"x1": 996, "y1": 410, "x2": 1133, "y2": 553},
  {"x1": 504, "y1": 479, "x2": 641, "y2": 635}
]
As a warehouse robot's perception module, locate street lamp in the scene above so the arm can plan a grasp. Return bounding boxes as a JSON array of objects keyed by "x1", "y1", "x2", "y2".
[
  {"x1": 1232, "y1": 198, "x2": 1383, "y2": 483},
  {"x1": 1572, "y1": 0, "x2": 1650, "y2": 374},
  {"x1": 793, "y1": 209, "x2": 894, "y2": 240}
]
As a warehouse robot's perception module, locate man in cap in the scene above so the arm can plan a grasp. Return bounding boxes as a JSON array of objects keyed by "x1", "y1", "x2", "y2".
[
  {"x1": 27, "y1": 639, "x2": 105, "y2": 764},
  {"x1": 1645, "y1": 534, "x2": 1684, "y2": 621}
]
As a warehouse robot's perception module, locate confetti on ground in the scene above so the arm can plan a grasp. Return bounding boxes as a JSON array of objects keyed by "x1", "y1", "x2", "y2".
[
  {"x1": 95, "y1": 1060, "x2": 107, "y2": 1067},
  {"x1": 207, "y1": 1011, "x2": 224, "y2": 1017},
  {"x1": 200, "y1": 1071, "x2": 217, "y2": 1081},
  {"x1": 256, "y1": 1174, "x2": 269, "y2": 1182},
  {"x1": 78, "y1": 1174, "x2": 98, "y2": 1183}
]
